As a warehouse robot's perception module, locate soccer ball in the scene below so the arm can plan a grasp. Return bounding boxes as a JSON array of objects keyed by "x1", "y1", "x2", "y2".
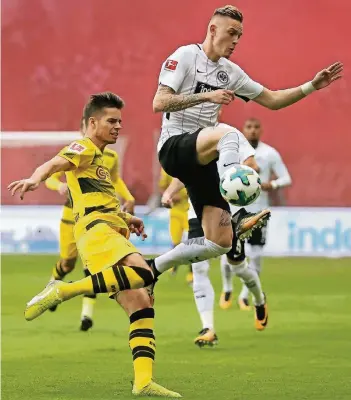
[{"x1": 220, "y1": 165, "x2": 261, "y2": 206}]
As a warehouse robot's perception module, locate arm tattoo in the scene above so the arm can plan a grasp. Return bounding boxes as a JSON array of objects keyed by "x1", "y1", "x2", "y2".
[
  {"x1": 155, "y1": 85, "x2": 206, "y2": 112},
  {"x1": 219, "y1": 210, "x2": 231, "y2": 227}
]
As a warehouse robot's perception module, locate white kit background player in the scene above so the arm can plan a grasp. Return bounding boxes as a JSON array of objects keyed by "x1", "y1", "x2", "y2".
[
  {"x1": 148, "y1": 5, "x2": 342, "y2": 281},
  {"x1": 220, "y1": 118, "x2": 292, "y2": 310}
]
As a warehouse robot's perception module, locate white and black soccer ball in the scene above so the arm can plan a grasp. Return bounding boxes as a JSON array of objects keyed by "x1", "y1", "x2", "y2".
[{"x1": 220, "y1": 165, "x2": 261, "y2": 206}]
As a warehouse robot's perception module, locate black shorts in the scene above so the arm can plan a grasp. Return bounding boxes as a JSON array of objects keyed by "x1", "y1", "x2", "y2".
[
  {"x1": 247, "y1": 224, "x2": 268, "y2": 246},
  {"x1": 159, "y1": 131, "x2": 230, "y2": 221},
  {"x1": 188, "y1": 218, "x2": 245, "y2": 262}
]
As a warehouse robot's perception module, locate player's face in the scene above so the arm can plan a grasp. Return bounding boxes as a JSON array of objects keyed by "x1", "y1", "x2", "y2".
[
  {"x1": 212, "y1": 17, "x2": 243, "y2": 59},
  {"x1": 243, "y1": 120, "x2": 262, "y2": 148},
  {"x1": 92, "y1": 107, "x2": 122, "y2": 144}
]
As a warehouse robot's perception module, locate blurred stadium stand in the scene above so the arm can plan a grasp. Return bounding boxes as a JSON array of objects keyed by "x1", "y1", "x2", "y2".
[{"x1": 2, "y1": 0, "x2": 351, "y2": 206}]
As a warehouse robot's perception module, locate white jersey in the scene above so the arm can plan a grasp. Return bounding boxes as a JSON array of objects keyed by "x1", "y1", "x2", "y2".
[
  {"x1": 157, "y1": 44, "x2": 264, "y2": 152},
  {"x1": 188, "y1": 130, "x2": 255, "y2": 220},
  {"x1": 237, "y1": 141, "x2": 292, "y2": 213}
]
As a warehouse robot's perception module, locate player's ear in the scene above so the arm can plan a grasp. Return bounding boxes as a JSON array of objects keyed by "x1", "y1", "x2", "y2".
[
  {"x1": 89, "y1": 117, "x2": 96, "y2": 129},
  {"x1": 209, "y1": 23, "x2": 217, "y2": 37}
]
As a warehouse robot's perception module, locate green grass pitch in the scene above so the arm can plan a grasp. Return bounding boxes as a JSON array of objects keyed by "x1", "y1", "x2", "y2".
[{"x1": 2, "y1": 255, "x2": 351, "y2": 399}]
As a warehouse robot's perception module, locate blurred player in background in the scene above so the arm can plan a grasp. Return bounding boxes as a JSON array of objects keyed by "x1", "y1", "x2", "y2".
[
  {"x1": 45, "y1": 118, "x2": 136, "y2": 331},
  {"x1": 159, "y1": 168, "x2": 193, "y2": 284},
  {"x1": 220, "y1": 118, "x2": 292, "y2": 310},
  {"x1": 9, "y1": 92, "x2": 181, "y2": 398}
]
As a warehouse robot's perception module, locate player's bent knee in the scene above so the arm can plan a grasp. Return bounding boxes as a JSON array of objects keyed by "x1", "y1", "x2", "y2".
[
  {"x1": 117, "y1": 289, "x2": 153, "y2": 316},
  {"x1": 197, "y1": 127, "x2": 234, "y2": 165}
]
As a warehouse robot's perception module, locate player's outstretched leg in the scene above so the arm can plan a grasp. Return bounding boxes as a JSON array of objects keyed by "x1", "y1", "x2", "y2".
[
  {"x1": 80, "y1": 268, "x2": 96, "y2": 331},
  {"x1": 24, "y1": 259, "x2": 154, "y2": 321},
  {"x1": 192, "y1": 260, "x2": 218, "y2": 347}
]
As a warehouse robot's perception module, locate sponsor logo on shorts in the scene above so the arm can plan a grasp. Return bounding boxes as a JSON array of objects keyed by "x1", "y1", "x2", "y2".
[{"x1": 217, "y1": 70, "x2": 229, "y2": 84}]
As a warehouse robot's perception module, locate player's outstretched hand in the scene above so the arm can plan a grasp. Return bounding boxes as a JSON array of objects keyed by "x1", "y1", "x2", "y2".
[
  {"x1": 207, "y1": 89, "x2": 235, "y2": 105},
  {"x1": 7, "y1": 178, "x2": 40, "y2": 200},
  {"x1": 312, "y1": 62, "x2": 343, "y2": 90},
  {"x1": 129, "y1": 216, "x2": 147, "y2": 241}
]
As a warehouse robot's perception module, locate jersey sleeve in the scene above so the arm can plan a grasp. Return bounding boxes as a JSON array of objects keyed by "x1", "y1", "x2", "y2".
[
  {"x1": 270, "y1": 149, "x2": 292, "y2": 188},
  {"x1": 229, "y1": 65, "x2": 264, "y2": 101},
  {"x1": 158, "y1": 46, "x2": 191, "y2": 92},
  {"x1": 58, "y1": 140, "x2": 95, "y2": 169},
  {"x1": 45, "y1": 171, "x2": 65, "y2": 191}
]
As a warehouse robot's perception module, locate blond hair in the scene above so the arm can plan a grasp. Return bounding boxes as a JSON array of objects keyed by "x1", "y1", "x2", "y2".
[{"x1": 213, "y1": 5, "x2": 243, "y2": 22}]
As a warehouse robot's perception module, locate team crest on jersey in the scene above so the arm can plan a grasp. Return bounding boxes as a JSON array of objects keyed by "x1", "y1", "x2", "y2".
[
  {"x1": 217, "y1": 70, "x2": 229, "y2": 84},
  {"x1": 165, "y1": 59, "x2": 178, "y2": 71},
  {"x1": 96, "y1": 166, "x2": 109, "y2": 180},
  {"x1": 68, "y1": 142, "x2": 86, "y2": 154}
]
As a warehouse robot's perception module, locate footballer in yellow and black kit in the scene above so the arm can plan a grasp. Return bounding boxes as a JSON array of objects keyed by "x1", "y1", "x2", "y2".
[
  {"x1": 55, "y1": 138, "x2": 137, "y2": 280},
  {"x1": 46, "y1": 146, "x2": 135, "y2": 266}
]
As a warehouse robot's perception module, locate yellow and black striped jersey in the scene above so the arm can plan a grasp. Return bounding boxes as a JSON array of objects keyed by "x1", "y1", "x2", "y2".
[{"x1": 57, "y1": 138, "x2": 131, "y2": 225}]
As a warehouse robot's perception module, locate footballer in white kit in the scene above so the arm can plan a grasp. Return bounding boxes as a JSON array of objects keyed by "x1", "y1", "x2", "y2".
[
  {"x1": 148, "y1": 5, "x2": 342, "y2": 299},
  {"x1": 220, "y1": 118, "x2": 292, "y2": 310}
]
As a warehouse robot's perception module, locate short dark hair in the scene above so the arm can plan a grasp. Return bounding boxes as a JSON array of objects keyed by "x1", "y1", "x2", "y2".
[
  {"x1": 83, "y1": 92, "x2": 124, "y2": 125},
  {"x1": 213, "y1": 5, "x2": 243, "y2": 22},
  {"x1": 244, "y1": 117, "x2": 261, "y2": 125}
]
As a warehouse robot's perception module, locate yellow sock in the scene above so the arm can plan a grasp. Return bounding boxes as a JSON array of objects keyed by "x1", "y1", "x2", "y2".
[
  {"x1": 59, "y1": 264, "x2": 154, "y2": 301},
  {"x1": 129, "y1": 308, "x2": 155, "y2": 389},
  {"x1": 51, "y1": 261, "x2": 67, "y2": 280}
]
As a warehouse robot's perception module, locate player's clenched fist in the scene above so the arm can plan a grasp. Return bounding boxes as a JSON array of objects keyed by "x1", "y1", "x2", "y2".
[
  {"x1": 8, "y1": 178, "x2": 40, "y2": 200},
  {"x1": 206, "y1": 89, "x2": 235, "y2": 105}
]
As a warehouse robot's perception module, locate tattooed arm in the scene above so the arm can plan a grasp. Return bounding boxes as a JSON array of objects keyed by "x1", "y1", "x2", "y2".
[{"x1": 152, "y1": 85, "x2": 235, "y2": 113}]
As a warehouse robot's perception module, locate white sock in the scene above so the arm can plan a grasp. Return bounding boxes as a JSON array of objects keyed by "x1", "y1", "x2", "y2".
[
  {"x1": 242, "y1": 245, "x2": 263, "y2": 302},
  {"x1": 155, "y1": 237, "x2": 230, "y2": 274},
  {"x1": 81, "y1": 296, "x2": 96, "y2": 320},
  {"x1": 217, "y1": 130, "x2": 240, "y2": 178},
  {"x1": 192, "y1": 260, "x2": 214, "y2": 331},
  {"x1": 232, "y1": 259, "x2": 265, "y2": 305},
  {"x1": 220, "y1": 254, "x2": 234, "y2": 293}
]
